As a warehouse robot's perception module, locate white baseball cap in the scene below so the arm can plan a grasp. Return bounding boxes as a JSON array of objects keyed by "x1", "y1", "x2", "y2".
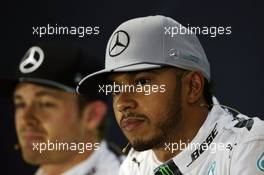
[{"x1": 77, "y1": 15, "x2": 210, "y2": 94}]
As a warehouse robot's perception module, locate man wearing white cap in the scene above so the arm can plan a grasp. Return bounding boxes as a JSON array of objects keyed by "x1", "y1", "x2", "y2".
[{"x1": 77, "y1": 16, "x2": 264, "y2": 175}]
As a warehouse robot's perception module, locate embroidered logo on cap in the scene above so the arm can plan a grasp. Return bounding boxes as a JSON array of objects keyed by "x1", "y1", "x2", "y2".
[
  {"x1": 169, "y1": 48, "x2": 180, "y2": 60},
  {"x1": 19, "y1": 46, "x2": 44, "y2": 73},
  {"x1": 109, "y1": 30, "x2": 129, "y2": 57}
]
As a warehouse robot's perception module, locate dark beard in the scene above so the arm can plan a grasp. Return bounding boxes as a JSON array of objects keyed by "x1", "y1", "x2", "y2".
[
  {"x1": 131, "y1": 79, "x2": 183, "y2": 151},
  {"x1": 132, "y1": 134, "x2": 164, "y2": 151}
]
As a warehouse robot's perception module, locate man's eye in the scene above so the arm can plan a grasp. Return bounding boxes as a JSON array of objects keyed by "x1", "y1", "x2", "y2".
[
  {"x1": 14, "y1": 103, "x2": 25, "y2": 109},
  {"x1": 111, "y1": 87, "x2": 120, "y2": 96},
  {"x1": 38, "y1": 101, "x2": 56, "y2": 108},
  {"x1": 136, "y1": 79, "x2": 151, "y2": 86}
]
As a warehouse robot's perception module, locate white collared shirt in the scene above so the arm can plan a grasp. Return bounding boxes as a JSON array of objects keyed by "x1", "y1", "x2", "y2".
[{"x1": 119, "y1": 97, "x2": 264, "y2": 175}]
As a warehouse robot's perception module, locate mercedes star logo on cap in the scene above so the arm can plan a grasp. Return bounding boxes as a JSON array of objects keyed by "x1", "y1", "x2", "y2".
[
  {"x1": 109, "y1": 30, "x2": 129, "y2": 57},
  {"x1": 19, "y1": 46, "x2": 44, "y2": 74}
]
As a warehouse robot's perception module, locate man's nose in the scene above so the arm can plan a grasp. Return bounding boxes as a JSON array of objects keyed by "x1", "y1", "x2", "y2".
[
  {"x1": 21, "y1": 104, "x2": 39, "y2": 126},
  {"x1": 116, "y1": 93, "x2": 137, "y2": 113}
]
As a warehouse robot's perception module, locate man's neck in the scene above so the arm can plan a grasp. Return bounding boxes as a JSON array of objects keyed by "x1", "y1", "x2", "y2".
[{"x1": 153, "y1": 107, "x2": 209, "y2": 162}]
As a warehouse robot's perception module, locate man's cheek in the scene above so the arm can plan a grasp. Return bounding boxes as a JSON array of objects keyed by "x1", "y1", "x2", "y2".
[
  {"x1": 15, "y1": 117, "x2": 21, "y2": 133},
  {"x1": 115, "y1": 113, "x2": 122, "y2": 127},
  {"x1": 62, "y1": 106, "x2": 80, "y2": 121},
  {"x1": 15, "y1": 118, "x2": 24, "y2": 140},
  {"x1": 141, "y1": 94, "x2": 162, "y2": 109},
  {"x1": 49, "y1": 110, "x2": 73, "y2": 123}
]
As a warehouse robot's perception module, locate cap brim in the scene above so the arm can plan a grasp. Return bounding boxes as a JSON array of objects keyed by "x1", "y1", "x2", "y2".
[
  {"x1": 76, "y1": 63, "x2": 161, "y2": 94},
  {"x1": 0, "y1": 76, "x2": 76, "y2": 98}
]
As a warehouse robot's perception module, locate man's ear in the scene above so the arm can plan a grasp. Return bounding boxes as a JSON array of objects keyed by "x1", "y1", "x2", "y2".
[
  {"x1": 81, "y1": 100, "x2": 107, "y2": 130},
  {"x1": 183, "y1": 71, "x2": 204, "y2": 104}
]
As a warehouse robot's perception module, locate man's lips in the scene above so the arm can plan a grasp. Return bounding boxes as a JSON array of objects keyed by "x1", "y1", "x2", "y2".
[
  {"x1": 121, "y1": 117, "x2": 146, "y2": 132},
  {"x1": 20, "y1": 130, "x2": 45, "y2": 142}
]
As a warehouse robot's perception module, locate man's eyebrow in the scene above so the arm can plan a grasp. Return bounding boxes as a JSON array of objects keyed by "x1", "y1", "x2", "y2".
[
  {"x1": 127, "y1": 69, "x2": 162, "y2": 79},
  {"x1": 14, "y1": 90, "x2": 63, "y2": 100},
  {"x1": 35, "y1": 90, "x2": 63, "y2": 99},
  {"x1": 107, "y1": 69, "x2": 162, "y2": 82},
  {"x1": 134, "y1": 69, "x2": 161, "y2": 75}
]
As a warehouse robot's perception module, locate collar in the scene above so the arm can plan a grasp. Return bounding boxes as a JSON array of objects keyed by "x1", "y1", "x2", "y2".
[{"x1": 154, "y1": 97, "x2": 233, "y2": 174}]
